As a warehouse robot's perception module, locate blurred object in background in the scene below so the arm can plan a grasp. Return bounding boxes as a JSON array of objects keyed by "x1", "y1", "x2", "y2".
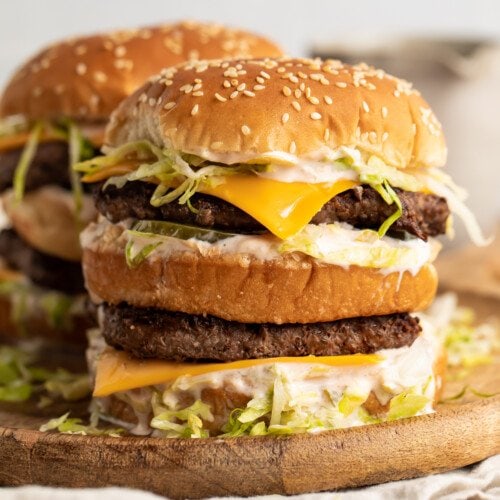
[{"x1": 312, "y1": 37, "x2": 500, "y2": 248}]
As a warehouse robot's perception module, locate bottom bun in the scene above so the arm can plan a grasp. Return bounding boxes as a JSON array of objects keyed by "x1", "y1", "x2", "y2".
[
  {"x1": 90, "y1": 323, "x2": 446, "y2": 437},
  {"x1": 0, "y1": 284, "x2": 94, "y2": 345}
]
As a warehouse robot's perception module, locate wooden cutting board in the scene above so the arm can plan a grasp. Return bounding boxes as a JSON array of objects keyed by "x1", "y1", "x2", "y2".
[{"x1": 0, "y1": 294, "x2": 499, "y2": 499}]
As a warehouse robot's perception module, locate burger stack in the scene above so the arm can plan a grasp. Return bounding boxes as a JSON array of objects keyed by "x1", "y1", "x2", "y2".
[{"x1": 75, "y1": 56, "x2": 489, "y2": 438}]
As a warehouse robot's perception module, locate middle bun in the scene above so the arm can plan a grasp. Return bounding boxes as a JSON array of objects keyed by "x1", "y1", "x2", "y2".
[{"x1": 82, "y1": 222, "x2": 437, "y2": 324}]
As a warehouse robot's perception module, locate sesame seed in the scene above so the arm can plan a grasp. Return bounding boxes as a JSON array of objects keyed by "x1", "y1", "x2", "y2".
[
  {"x1": 223, "y1": 80, "x2": 231, "y2": 88},
  {"x1": 148, "y1": 98, "x2": 156, "y2": 107},
  {"x1": 324, "y1": 128, "x2": 330, "y2": 141},
  {"x1": 256, "y1": 76, "x2": 265, "y2": 84},
  {"x1": 114, "y1": 46, "x2": 126, "y2": 57},
  {"x1": 76, "y1": 63, "x2": 87, "y2": 75},
  {"x1": 320, "y1": 77, "x2": 330, "y2": 85},
  {"x1": 192, "y1": 91, "x2": 204, "y2": 97},
  {"x1": 164, "y1": 101, "x2": 176, "y2": 110},
  {"x1": 253, "y1": 84, "x2": 265, "y2": 91},
  {"x1": 335, "y1": 82, "x2": 347, "y2": 88},
  {"x1": 260, "y1": 71, "x2": 271, "y2": 79},
  {"x1": 289, "y1": 75, "x2": 299, "y2": 83},
  {"x1": 362, "y1": 101, "x2": 370, "y2": 112},
  {"x1": 93, "y1": 71, "x2": 107, "y2": 83},
  {"x1": 291, "y1": 101, "x2": 301, "y2": 112},
  {"x1": 308, "y1": 96, "x2": 320, "y2": 105},
  {"x1": 324, "y1": 96, "x2": 333, "y2": 105},
  {"x1": 277, "y1": 67, "x2": 286, "y2": 74},
  {"x1": 282, "y1": 86, "x2": 292, "y2": 97},
  {"x1": 230, "y1": 91, "x2": 238, "y2": 99},
  {"x1": 369, "y1": 131, "x2": 377, "y2": 143},
  {"x1": 193, "y1": 83, "x2": 203, "y2": 91},
  {"x1": 231, "y1": 79, "x2": 239, "y2": 87},
  {"x1": 382, "y1": 132, "x2": 389, "y2": 142},
  {"x1": 282, "y1": 113, "x2": 290, "y2": 124},
  {"x1": 305, "y1": 87, "x2": 311, "y2": 98},
  {"x1": 241, "y1": 125, "x2": 251, "y2": 136},
  {"x1": 310, "y1": 112, "x2": 322, "y2": 120},
  {"x1": 289, "y1": 141, "x2": 297, "y2": 154},
  {"x1": 381, "y1": 106, "x2": 388, "y2": 118},
  {"x1": 310, "y1": 73, "x2": 322, "y2": 81},
  {"x1": 215, "y1": 93, "x2": 227, "y2": 102},
  {"x1": 237, "y1": 83, "x2": 246, "y2": 91},
  {"x1": 294, "y1": 89, "x2": 302, "y2": 98},
  {"x1": 243, "y1": 90, "x2": 256, "y2": 97},
  {"x1": 191, "y1": 104, "x2": 199, "y2": 116},
  {"x1": 298, "y1": 71, "x2": 308, "y2": 79},
  {"x1": 75, "y1": 45, "x2": 87, "y2": 56}
]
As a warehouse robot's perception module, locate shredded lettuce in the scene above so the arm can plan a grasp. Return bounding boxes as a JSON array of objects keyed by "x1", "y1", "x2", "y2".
[
  {"x1": 0, "y1": 115, "x2": 28, "y2": 137},
  {"x1": 151, "y1": 399, "x2": 214, "y2": 438},
  {"x1": 13, "y1": 121, "x2": 43, "y2": 202},
  {"x1": 376, "y1": 180, "x2": 403, "y2": 238},
  {"x1": 413, "y1": 168, "x2": 491, "y2": 246},
  {"x1": 0, "y1": 280, "x2": 77, "y2": 332},
  {"x1": 75, "y1": 140, "x2": 265, "y2": 210},
  {"x1": 125, "y1": 238, "x2": 162, "y2": 269},
  {"x1": 40, "y1": 412, "x2": 124, "y2": 436},
  {"x1": 387, "y1": 390, "x2": 430, "y2": 421},
  {"x1": 338, "y1": 390, "x2": 369, "y2": 416},
  {"x1": 436, "y1": 299, "x2": 499, "y2": 368},
  {"x1": 0, "y1": 345, "x2": 90, "y2": 404},
  {"x1": 279, "y1": 223, "x2": 430, "y2": 271},
  {"x1": 124, "y1": 220, "x2": 241, "y2": 268},
  {"x1": 39, "y1": 292, "x2": 74, "y2": 329}
]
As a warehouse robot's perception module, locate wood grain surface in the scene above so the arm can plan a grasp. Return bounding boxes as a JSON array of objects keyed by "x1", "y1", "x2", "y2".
[{"x1": 0, "y1": 292, "x2": 499, "y2": 498}]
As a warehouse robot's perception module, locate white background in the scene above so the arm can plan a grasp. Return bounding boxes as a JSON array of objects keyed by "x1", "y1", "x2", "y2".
[{"x1": 1, "y1": 0, "x2": 499, "y2": 86}]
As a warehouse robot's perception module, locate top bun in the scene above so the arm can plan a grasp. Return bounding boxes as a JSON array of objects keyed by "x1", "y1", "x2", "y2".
[
  {"x1": 0, "y1": 21, "x2": 283, "y2": 123},
  {"x1": 107, "y1": 57, "x2": 446, "y2": 169}
]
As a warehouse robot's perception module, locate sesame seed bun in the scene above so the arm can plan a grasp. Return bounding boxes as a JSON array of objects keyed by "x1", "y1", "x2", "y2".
[
  {"x1": 106, "y1": 57, "x2": 446, "y2": 169},
  {"x1": 0, "y1": 21, "x2": 283, "y2": 123},
  {"x1": 81, "y1": 221, "x2": 438, "y2": 324}
]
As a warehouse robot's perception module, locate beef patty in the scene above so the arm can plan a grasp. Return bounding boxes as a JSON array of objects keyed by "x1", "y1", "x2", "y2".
[
  {"x1": 0, "y1": 229, "x2": 85, "y2": 294},
  {"x1": 93, "y1": 181, "x2": 449, "y2": 240},
  {"x1": 102, "y1": 303, "x2": 421, "y2": 362},
  {"x1": 0, "y1": 141, "x2": 99, "y2": 193}
]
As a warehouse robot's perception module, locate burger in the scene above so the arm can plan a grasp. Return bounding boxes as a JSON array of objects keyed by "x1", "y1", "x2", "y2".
[
  {"x1": 0, "y1": 22, "x2": 282, "y2": 343},
  {"x1": 79, "y1": 57, "x2": 487, "y2": 437}
]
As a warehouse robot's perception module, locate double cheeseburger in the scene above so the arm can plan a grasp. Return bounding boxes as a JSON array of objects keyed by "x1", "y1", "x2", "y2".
[
  {"x1": 0, "y1": 22, "x2": 282, "y2": 342},
  {"x1": 80, "y1": 57, "x2": 486, "y2": 437}
]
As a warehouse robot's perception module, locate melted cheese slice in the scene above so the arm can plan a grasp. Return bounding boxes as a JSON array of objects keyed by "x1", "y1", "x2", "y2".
[
  {"x1": 82, "y1": 162, "x2": 358, "y2": 239},
  {"x1": 0, "y1": 132, "x2": 61, "y2": 152},
  {"x1": 94, "y1": 348, "x2": 382, "y2": 397},
  {"x1": 0, "y1": 129, "x2": 104, "y2": 153},
  {"x1": 200, "y1": 176, "x2": 357, "y2": 239}
]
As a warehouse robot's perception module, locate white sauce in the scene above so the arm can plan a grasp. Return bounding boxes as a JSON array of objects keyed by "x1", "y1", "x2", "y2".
[{"x1": 80, "y1": 218, "x2": 438, "y2": 276}]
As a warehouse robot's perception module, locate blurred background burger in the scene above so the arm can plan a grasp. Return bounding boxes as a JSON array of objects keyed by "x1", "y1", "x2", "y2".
[{"x1": 0, "y1": 21, "x2": 282, "y2": 343}]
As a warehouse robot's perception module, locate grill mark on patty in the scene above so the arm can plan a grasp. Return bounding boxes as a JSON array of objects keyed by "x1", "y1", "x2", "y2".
[
  {"x1": 93, "y1": 181, "x2": 449, "y2": 240},
  {"x1": 0, "y1": 229, "x2": 85, "y2": 294},
  {"x1": 102, "y1": 303, "x2": 421, "y2": 362}
]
